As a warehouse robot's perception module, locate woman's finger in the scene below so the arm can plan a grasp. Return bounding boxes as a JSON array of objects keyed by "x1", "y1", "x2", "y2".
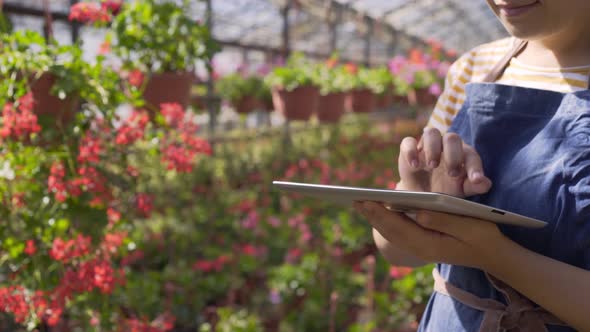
[
  {"x1": 463, "y1": 145, "x2": 485, "y2": 182},
  {"x1": 463, "y1": 145, "x2": 493, "y2": 195},
  {"x1": 421, "y1": 128, "x2": 443, "y2": 170},
  {"x1": 442, "y1": 133, "x2": 464, "y2": 178},
  {"x1": 400, "y1": 137, "x2": 420, "y2": 170},
  {"x1": 357, "y1": 201, "x2": 425, "y2": 244}
]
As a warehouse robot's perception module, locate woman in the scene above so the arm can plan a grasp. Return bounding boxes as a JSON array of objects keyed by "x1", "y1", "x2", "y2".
[{"x1": 354, "y1": 1, "x2": 590, "y2": 331}]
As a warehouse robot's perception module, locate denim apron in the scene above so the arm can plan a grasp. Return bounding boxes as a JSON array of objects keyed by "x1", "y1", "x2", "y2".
[{"x1": 418, "y1": 40, "x2": 590, "y2": 331}]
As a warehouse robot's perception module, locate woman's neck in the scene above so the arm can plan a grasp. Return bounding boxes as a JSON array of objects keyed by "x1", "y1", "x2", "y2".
[{"x1": 517, "y1": 28, "x2": 590, "y2": 68}]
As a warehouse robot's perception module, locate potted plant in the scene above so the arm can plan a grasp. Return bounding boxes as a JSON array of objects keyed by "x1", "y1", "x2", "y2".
[
  {"x1": 345, "y1": 65, "x2": 377, "y2": 113},
  {"x1": 368, "y1": 67, "x2": 394, "y2": 110},
  {"x1": 314, "y1": 58, "x2": 354, "y2": 123},
  {"x1": 107, "y1": 0, "x2": 219, "y2": 111},
  {"x1": 265, "y1": 53, "x2": 319, "y2": 121},
  {"x1": 0, "y1": 30, "x2": 122, "y2": 130},
  {"x1": 216, "y1": 74, "x2": 264, "y2": 114},
  {"x1": 409, "y1": 67, "x2": 437, "y2": 106}
]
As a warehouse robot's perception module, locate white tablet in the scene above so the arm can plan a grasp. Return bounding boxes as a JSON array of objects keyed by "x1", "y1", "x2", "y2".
[{"x1": 272, "y1": 181, "x2": 546, "y2": 229}]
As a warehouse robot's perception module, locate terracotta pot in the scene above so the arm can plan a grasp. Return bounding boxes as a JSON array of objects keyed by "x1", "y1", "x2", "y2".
[
  {"x1": 393, "y1": 94, "x2": 408, "y2": 106},
  {"x1": 271, "y1": 85, "x2": 319, "y2": 121},
  {"x1": 143, "y1": 71, "x2": 194, "y2": 111},
  {"x1": 408, "y1": 87, "x2": 436, "y2": 107},
  {"x1": 191, "y1": 95, "x2": 206, "y2": 110},
  {"x1": 232, "y1": 95, "x2": 258, "y2": 114},
  {"x1": 346, "y1": 89, "x2": 376, "y2": 113},
  {"x1": 30, "y1": 73, "x2": 78, "y2": 124},
  {"x1": 376, "y1": 92, "x2": 393, "y2": 109},
  {"x1": 261, "y1": 98, "x2": 274, "y2": 112},
  {"x1": 317, "y1": 92, "x2": 346, "y2": 123}
]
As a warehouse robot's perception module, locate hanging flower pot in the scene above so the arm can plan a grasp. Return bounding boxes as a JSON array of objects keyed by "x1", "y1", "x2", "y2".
[
  {"x1": 346, "y1": 89, "x2": 376, "y2": 113},
  {"x1": 30, "y1": 73, "x2": 78, "y2": 124},
  {"x1": 393, "y1": 93, "x2": 409, "y2": 106},
  {"x1": 143, "y1": 71, "x2": 194, "y2": 110},
  {"x1": 408, "y1": 87, "x2": 436, "y2": 107},
  {"x1": 261, "y1": 97, "x2": 274, "y2": 112},
  {"x1": 317, "y1": 92, "x2": 346, "y2": 123},
  {"x1": 271, "y1": 86, "x2": 319, "y2": 121},
  {"x1": 232, "y1": 95, "x2": 258, "y2": 114}
]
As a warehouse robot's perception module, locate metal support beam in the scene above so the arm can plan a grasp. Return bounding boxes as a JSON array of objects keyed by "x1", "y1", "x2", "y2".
[
  {"x1": 327, "y1": 2, "x2": 341, "y2": 54},
  {"x1": 363, "y1": 17, "x2": 372, "y2": 66},
  {"x1": 281, "y1": 0, "x2": 292, "y2": 58},
  {"x1": 205, "y1": 0, "x2": 217, "y2": 145},
  {"x1": 70, "y1": 0, "x2": 79, "y2": 43},
  {"x1": 380, "y1": 0, "x2": 435, "y2": 18}
]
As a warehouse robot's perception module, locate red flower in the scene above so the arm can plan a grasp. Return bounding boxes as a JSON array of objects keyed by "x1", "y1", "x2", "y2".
[
  {"x1": 11, "y1": 193, "x2": 25, "y2": 208},
  {"x1": 241, "y1": 244, "x2": 258, "y2": 257},
  {"x1": 160, "y1": 103, "x2": 185, "y2": 128},
  {"x1": 102, "y1": 232, "x2": 127, "y2": 254},
  {"x1": 48, "y1": 162, "x2": 68, "y2": 202},
  {"x1": 78, "y1": 133, "x2": 102, "y2": 164},
  {"x1": 286, "y1": 248, "x2": 302, "y2": 263},
  {"x1": 126, "y1": 165, "x2": 140, "y2": 177},
  {"x1": 101, "y1": 0, "x2": 122, "y2": 16},
  {"x1": 135, "y1": 193, "x2": 154, "y2": 218},
  {"x1": 344, "y1": 63, "x2": 358, "y2": 75},
  {"x1": 107, "y1": 207, "x2": 121, "y2": 225},
  {"x1": 1, "y1": 93, "x2": 41, "y2": 141},
  {"x1": 24, "y1": 240, "x2": 37, "y2": 256},
  {"x1": 69, "y1": 2, "x2": 111, "y2": 24},
  {"x1": 128, "y1": 69, "x2": 145, "y2": 88},
  {"x1": 192, "y1": 260, "x2": 214, "y2": 273},
  {"x1": 161, "y1": 143, "x2": 196, "y2": 173},
  {"x1": 49, "y1": 235, "x2": 91, "y2": 263},
  {"x1": 325, "y1": 58, "x2": 338, "y2": 69},
  {"x1": 98, "y1": 39, "x2": 111, "y2": 55},
  {"x1": 389, "y1": 266, "x2": 413, "y2": 279},
  {"x1": 115, "y1": 110, "x2": 149, "y2": 145}
]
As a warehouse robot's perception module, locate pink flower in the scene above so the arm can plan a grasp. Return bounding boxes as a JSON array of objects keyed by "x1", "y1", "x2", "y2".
[
  {"x1": 428, "y1": 83, "x2": 442, "y2": 97},
  {"x1": 286, "y1": 248, "x2": 302, "y2": 263},
  {"x1": 437, "y1": 61, "x2": 451, "y2": 78}
]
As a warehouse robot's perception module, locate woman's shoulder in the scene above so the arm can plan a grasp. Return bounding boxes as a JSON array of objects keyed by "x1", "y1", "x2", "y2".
[{"x1": 448, "y1": 37, "x2": 514, "y2": 83}]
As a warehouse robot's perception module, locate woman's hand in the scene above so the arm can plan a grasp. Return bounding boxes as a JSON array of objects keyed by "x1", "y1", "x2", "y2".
[
  {"x1": 356, "y1": 201, "x2": 506, "y2": 269},
  {"x1": 398, "y1": 128, "x2": 492, "y2": 197}
]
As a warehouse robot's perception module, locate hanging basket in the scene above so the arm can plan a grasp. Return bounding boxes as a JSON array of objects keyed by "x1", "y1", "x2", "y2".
[
  {"x1": 408, "y1": 87, "x2": 437, "y2": 107},
  {"x1": 271, "y1": 85, "x2": 319, "y2": 121},
  {"x1": 375, "y1": 92, "x2": 393, "y2": 109},
  {"x1": 232, "y1": 95, "x2": 258, "y2": 114},
  {"x1": 30, "y1": 73, "x2": 78, "y2": 125},
  {"x1": 143, "y1": 71, "x2": 194, "y2": 111},
  {"x1": 317, "y1": 92, "x2": 346, "y2": 123},
  {"x1": 346, "y1": 89, "x2": 376, "y2": 113}
]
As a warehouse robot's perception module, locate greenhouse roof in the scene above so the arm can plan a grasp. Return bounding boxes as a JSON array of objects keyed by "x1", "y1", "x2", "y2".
[{"x1": 3, "y1": 0, "x2": 508, "y2": 64}]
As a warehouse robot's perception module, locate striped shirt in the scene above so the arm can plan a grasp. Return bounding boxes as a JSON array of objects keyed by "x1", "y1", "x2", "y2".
[{"x1": 427, "y1": 37, "x2": 590, "y2": 132}]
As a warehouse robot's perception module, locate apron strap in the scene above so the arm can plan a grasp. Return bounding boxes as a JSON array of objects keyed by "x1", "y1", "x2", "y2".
[
  {"x1": 482, "y1": 39, "x2": 528, "y2": 83},
  {"x1": 432, "y1": 268, "x2": 568, "y2": 331}
]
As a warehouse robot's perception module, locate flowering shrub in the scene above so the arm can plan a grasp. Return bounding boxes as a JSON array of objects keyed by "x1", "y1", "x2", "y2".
[{"x1": 0, "y1": 94, "x2": 210, "y2": 330}]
